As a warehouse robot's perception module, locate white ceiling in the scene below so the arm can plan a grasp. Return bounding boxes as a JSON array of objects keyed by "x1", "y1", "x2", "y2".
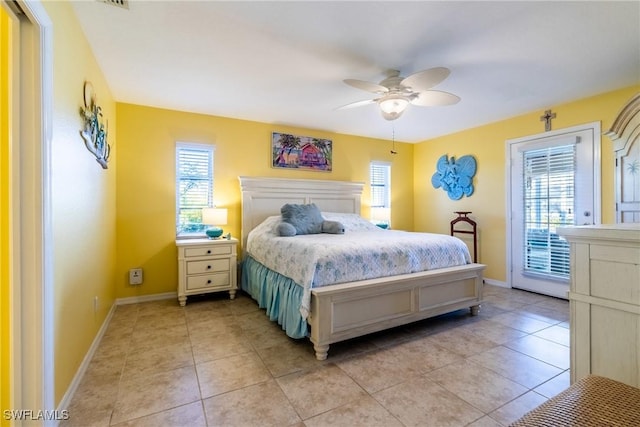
[{"x1": 71, "y1": 1, "x2": 640, "y2": 143}]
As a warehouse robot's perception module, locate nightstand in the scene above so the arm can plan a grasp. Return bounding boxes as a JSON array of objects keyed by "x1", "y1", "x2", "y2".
[{"x1": 176, "y1": 237, "x2": 238, "y2": 306}]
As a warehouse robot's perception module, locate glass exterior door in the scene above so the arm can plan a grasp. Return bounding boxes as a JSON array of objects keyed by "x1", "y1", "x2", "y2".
[{"x1": 509, "y1": 124, "x2": 599, "y2": 298}]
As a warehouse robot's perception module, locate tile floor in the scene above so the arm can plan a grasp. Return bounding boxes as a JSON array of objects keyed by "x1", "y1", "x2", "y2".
[{"x1": 62, "y1": 284, "x2": 570, "y2": 427}]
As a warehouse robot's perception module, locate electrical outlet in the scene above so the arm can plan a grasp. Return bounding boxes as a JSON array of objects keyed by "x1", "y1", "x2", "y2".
[
  {"x1": 129, "y1": 268, "x2": 143, "y2": 285},
  {"x1": 93, "y1": 296, "x2": 99, "y2": 313}
]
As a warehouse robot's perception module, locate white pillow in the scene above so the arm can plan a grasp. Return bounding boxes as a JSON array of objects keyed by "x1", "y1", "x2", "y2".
[{"x1": 322, "y1": 212, "x2": 382, "y2": 232}]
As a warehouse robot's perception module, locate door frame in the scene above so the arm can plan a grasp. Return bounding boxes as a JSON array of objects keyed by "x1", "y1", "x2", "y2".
[
  {"x1": 505, "y1": 122, "x2": 601, "y2": 294},
  {"x1": 7, "y1": 0, "x2": 54, "y2": 417}
]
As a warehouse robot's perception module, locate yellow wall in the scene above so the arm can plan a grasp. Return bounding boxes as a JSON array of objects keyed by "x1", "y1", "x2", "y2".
[
  {"x1": 115, "y1": 103, "x2": 413, "y2": 298},
  {"x1": 10, "y1": 0, "x2": 639, "y2": 407},
  {"x1": 116, "y1": 86, "x2": 638, "y2": 298},
  {"x1": 0, "y1": 5, "x2": 12, "y2": 423},
  {"x1": 41, "y1": 1, "x2": 117, "y2": 404},
  {"x1": 414, "y1": 85, "x2": 640, "y2": 282}
]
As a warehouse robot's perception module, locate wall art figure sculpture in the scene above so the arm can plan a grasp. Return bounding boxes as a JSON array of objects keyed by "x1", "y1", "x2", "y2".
[
  {"x1": 431, "y1": 154, "x2": 477, "y2": 200},
  {"x1": 80, "y1": 81, "x2": 110, "y2": 169}
]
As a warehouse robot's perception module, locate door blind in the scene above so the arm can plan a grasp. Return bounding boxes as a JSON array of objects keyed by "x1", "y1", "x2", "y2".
[{"x1": 522, "y1": 144, "x2": 575, "y2": 279}]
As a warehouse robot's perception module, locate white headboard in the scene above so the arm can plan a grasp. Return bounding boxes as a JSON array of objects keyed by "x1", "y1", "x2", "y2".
[{"x1": 238, "y1": 176, "x2": 364, "y2": 250}]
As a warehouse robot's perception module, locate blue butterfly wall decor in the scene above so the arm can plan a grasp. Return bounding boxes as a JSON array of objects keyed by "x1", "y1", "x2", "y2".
[{"x1": 431, "y1": 154, "x2": 477, "y2": 200}]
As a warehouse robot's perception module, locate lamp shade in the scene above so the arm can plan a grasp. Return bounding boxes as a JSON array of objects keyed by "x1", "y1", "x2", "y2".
[
  {"x1": 371, "y1": 207, "x2": 391, "y2": 223},
  {"x1": 379, "y1": 95, "x2": 409, "y2": 121},
  {"x1": 202, "y1": 207, "x2": 228, "y2": 226}
]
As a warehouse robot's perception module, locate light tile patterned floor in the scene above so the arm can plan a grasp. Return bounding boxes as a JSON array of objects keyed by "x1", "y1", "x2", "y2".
[{"x1": 61, "y1": 285, "x2": 570, "y2": 427}]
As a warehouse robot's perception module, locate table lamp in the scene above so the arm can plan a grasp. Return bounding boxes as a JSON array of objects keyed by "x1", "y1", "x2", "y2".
[
  {"x1": 371, "y1": 207, "x2": 390, "y2": 229},
  {"x1": 202, "y1": 207, "x2": 228, "y2": 239}
]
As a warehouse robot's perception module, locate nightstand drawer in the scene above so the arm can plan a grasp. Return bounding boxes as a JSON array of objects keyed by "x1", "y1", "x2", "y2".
[
  {"x1": 185, "y1": 245, "x2": 231, "y2": 258},
  {"x1": 186, "y1": 272, "x2": 230, "y2": 290},
  {"x1": 186, "y1": 258, "x2": 230, "y2": 274}
]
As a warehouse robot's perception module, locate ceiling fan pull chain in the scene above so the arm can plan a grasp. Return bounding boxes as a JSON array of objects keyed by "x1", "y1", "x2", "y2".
[{"x1": 391, "y1": 124, "x2": 398, "y2": 155}]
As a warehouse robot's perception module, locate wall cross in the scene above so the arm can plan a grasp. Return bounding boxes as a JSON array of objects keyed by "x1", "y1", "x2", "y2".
[{"x1": 540, "y1": 109, "x2": 556, "y2": 132}]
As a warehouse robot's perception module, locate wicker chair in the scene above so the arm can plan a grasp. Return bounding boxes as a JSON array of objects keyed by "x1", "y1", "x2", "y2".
[{"x1": 510, "y1": 375, "x2": 640, "y2": 426}]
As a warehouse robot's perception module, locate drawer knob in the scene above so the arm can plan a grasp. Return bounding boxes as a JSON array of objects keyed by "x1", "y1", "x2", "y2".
[
  {"x1": 207, "y1": 250, "x2": 211, "y2": 254},
  {"x1": 207, "y1": 265, "x2": 212, "y2": 269},
  {"x1": 207, "y1": 279, "x2": 212, "y2": 284}
]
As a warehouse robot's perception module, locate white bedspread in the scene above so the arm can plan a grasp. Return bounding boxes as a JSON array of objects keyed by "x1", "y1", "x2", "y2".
[{"x1": 246, "y1": 213, "x2": 473, "y2": 319}]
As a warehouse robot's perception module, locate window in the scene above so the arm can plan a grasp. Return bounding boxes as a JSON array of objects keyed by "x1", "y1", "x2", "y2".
[
  {"x1": 176, "y1": 142, "x2": 215, "y2": 236},
  {"x1": 523, "y1": 144, "x2": 575, "y2": 279},
  {"x1": 370, "y1": 162, "x2": 391, "y2": 226}
]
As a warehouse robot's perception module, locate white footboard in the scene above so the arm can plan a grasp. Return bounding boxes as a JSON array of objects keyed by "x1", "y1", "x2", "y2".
[{"x1": 307, "y1": 263, "x2": 486, "y2": 360}]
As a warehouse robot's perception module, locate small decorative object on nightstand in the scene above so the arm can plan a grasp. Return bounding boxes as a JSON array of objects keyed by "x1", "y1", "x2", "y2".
[
  {"x1": 176, "y1": 237, "x2": 238, "y2": 306},
  {"x1": 202, "y1": 207, "x2": 228, "y2": 239}
]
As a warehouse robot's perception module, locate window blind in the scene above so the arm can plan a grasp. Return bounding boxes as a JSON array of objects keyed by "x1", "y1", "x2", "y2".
[
  {"x1": 370, "y1": 162, "x2": 390, "y2": 208},
  {"x1": 523, "y1": 144, "x2": 575, "y2": 279},
  {"x1": 176, "y1": 143, "x2": 214, "y2": 235}
]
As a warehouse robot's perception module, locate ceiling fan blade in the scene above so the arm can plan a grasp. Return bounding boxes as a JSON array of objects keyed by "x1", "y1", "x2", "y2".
[
  {"x1": 335, "y1": 99, "x2": 377, "y2": 110},
  {"x1": 411, "y1": 90, "x2": 460, "y2": 107},
  {"x1": 401, "y1": 67, "x2": 450, "y2": 91},
  {"x1": 344, "y1": 79, "x2": 389, "y2": 94}
]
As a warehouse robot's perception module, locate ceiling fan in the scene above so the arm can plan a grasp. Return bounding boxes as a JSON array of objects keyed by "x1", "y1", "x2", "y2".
[{"x1": 339, "y1": 67, "x2": 460, "y2": 120}]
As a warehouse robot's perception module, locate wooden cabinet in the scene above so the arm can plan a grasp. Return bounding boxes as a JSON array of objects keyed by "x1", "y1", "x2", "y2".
[
  {"x1": 176, "y1": 237, "x2": 238, "y2": 306},
  {"x1": 604, "y1": 93, "x2": 640, "y2": 223},
  {"x1": 558, "y1": 224, "x2": 640, "y2": 387}
]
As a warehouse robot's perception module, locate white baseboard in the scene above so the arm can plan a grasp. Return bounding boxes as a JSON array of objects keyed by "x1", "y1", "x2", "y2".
[
  {"x1": 116, "y1": 291, "x2": 176, "y2": 305},
  {"x1": 56, "y1": 302, "x2": 116, "y2": 416},
  {"x1": 483, "y1": 278, "x2": 510, "y2": 288},
  {"x1": 56, "y1": 291, "x2": 177, "y2": 418}
]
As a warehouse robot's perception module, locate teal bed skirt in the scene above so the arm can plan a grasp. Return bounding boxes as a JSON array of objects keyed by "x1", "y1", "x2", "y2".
[{"x1": 241, "y1": 255, "x2": 308, "y2": 339}]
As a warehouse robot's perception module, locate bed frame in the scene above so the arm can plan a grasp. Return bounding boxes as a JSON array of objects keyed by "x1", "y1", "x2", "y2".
[{"x1": 239, "y1": 176, "x2": 486, "y2": 360}]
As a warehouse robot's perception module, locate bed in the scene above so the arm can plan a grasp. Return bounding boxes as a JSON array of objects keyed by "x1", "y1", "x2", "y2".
[{"x1": 239, "y1": 176, "x2": 486, "y2": 360}]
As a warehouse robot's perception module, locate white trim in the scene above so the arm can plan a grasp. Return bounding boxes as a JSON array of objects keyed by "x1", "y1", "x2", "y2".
[
  {"x1": 116, "y1": 292, "x2": 177, "y2": 306},
  {"x1": 369, "y1": 161, "x2": 391, "y2": 208},
  {"x1": 175, "y1": 141, "x2": 217, "y2": 151},
  {"x1": 506, "y1": 121, "x2": 601, "y2": 223},
  {"x1": 56, "y1": 291, "x2": 176, "y2": 419},
  {"x1": 12, "y1": 0, "x2": 54, "y2": 418},
  {"x1": 483, "y1": 278, "x2": 509, "y2": 288},
  {"x1": 370, "y1": 160, "x2": 392, "y2": 166},
  {"x1": 175, "y1": 141, "x2": 216, "y2": 237},
  {"x1": 515, "y1": 135, "x2": 578, "y2": 153},
  {"x1": 4, "y1": 0, "x2": 22, "y2": 415},
  {"x1": 55, "y1": 303, "x2": 116, "y2": 417},
  {"x1": 505, "y1": 122, "x2": 601, "y2": 292}
]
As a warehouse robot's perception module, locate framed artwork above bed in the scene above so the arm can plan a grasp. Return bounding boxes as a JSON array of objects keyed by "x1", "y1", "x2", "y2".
[{"x1": 271, "y1": 132, "x2": 332, "y2": 172}]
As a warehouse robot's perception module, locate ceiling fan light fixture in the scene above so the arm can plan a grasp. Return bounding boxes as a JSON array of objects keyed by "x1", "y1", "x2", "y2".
[
  {"x1": 342, "y1": 67, "x2": 459, "y2": 121},
  {"x1": 378, "y1": 95, "x2": 409, "y2": 121}
]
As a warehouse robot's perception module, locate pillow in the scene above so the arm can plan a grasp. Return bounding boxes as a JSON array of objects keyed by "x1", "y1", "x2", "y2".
[
  {"x1": 281, "y1": 203, "x2": 324, "y2": 235},
  {"x1": 321, "y1": 220, "x2": 345, "y2": 234},
  {"x1": 322, "y1": 212, "x2": 383, "y2": 232},
  {"x1": 276, "y1": 222, "x2": 297, "y2": 237}
]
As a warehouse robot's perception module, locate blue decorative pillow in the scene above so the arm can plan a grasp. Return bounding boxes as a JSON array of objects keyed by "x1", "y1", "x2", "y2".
[
  {"x1": 321, "y1": 220, "x2": 345, "y2": 234},
  {"x1": 281, "y1": 203, "x2": 324, "y2": 235},
  {"x1": 276, "y1": 222, "x2": 297, "y2": 237}
]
